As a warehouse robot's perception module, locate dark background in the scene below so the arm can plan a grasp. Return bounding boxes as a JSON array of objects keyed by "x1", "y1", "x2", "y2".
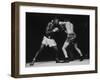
[{"x1": 26, "y1": 12, "x2": 89, "y2": 63}]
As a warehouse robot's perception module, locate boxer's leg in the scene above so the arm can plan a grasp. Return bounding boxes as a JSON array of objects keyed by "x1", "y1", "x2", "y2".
[
  {"x1": 62, "y1": 41, "x2": 71, "y2": 62},
  {"x1": 74, "y1": 43, "x2": 82, "y2": 56},
  {"x1": 53, "y1": 46, "x2": 64, "y2": 63},
  {"x1": 74, "y1": 43, "x2": 84, "y2": 61},
  {"x1": 32, "y1": 44, "x2": 45, "y2": 64},
  {"x1": 62, "y1": 41, "x2": 69, "y2": 58},
  {"x1": 48, "y1": 39, "x2": 63, "y2": 63}
]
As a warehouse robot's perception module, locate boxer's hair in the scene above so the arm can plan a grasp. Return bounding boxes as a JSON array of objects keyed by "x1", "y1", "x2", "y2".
[
  {"x1": 53, "y1": 18, "x2": 59, "y2": 24},
  {"x1": 64, "y1": 17, "x2": 71, "y2": 22}
]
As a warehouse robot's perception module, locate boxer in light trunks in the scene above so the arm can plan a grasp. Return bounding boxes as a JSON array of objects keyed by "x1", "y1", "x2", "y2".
[
  {"x1": 59, "y1": 20, "x2": 84, "y2": 62},
  {"x1": 30, "y1": 19, "x2": 64, "y2": 65}
]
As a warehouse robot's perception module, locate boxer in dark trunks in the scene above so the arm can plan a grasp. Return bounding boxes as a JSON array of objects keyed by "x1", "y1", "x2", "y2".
[{"x1": 59, "y1": 20, "x2": 84, "y2": 62}]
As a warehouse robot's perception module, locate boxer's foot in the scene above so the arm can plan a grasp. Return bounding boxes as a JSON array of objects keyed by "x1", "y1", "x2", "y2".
[
  {"x1": 30, "y1": 59, "x2": 35, "y2": 66},
  {"x1": 64, "y1": 58, "x2": 70, "y2": 63},
  {"x1": 79, "y1": 56, "x2": 84, "y2": 61},
  {"x1": 56, "y1": 58, "x2": 64, "y2": 63}
]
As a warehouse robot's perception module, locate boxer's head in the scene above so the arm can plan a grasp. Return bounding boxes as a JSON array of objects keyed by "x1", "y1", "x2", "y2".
[
  {"x1": 53, "y1": 18, "x2": 59, "y2": 24},
  {"x1": 64, "y1": 18, "x2": 72, "y2": 22}
]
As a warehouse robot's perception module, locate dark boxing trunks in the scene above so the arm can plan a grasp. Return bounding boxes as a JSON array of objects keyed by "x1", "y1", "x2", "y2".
[{"x1": 67, "y1": 33, "x2": 76, "y2": 42}]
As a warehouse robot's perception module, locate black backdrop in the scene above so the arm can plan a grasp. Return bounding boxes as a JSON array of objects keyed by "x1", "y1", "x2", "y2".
[{"x1": 26, "y1": 12, "x2": 89, "y2": 63}]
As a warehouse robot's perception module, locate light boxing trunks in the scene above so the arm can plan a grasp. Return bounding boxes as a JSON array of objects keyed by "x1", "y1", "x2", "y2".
[{"x1": 42, "y1": 36, "x2": 57, "y2": 47}]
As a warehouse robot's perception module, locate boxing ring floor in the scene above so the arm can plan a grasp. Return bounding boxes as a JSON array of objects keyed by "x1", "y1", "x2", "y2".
[{"x1": 26, "y1": 59, "x2": 89, "y2": 67}]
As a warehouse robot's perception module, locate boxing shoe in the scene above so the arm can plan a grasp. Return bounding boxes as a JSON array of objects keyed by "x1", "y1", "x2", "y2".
[
  {"x1": 64, "y1": 58, "x2": 70, "y2": 63},
  {"x1": 30, "y1": 59, "x2": 35, "y2": 66},
  {"x1": 56, "y1": 58, "x2": 65, "y2": 63},
  {"x1": 79, "y1": 56, "x2": 84, "y2": 61}
]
